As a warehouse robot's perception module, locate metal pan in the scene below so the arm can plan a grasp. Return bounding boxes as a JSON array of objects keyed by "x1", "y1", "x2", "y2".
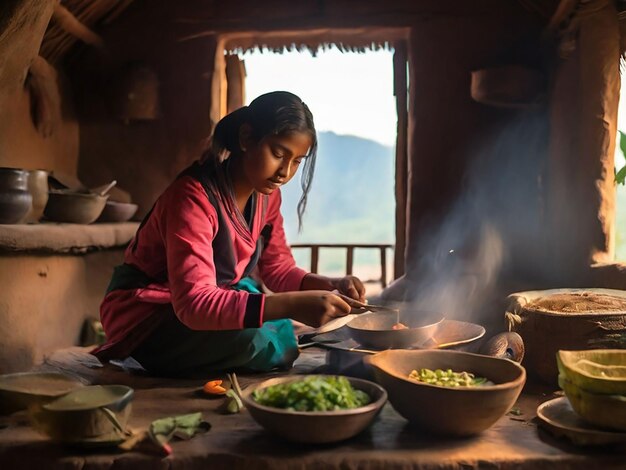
[{"x1": 346, "y1": 311, "x2": 444, "y2": 350}]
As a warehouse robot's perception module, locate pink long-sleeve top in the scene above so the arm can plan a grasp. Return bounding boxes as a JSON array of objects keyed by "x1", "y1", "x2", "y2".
[{"x1": 93, "y1": 171, "x2": 307, "y2": 360}]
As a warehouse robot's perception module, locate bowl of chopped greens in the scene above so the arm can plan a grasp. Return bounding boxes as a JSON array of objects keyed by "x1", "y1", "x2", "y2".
[
  {"x1": 367, "y1": 349, "x2": 526, "y2": 436},
  {"x1": 241, "y1": 375, "x2": 387, "y2": 444}
]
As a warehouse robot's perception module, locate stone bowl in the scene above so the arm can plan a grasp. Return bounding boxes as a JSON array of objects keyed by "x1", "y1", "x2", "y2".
[
  {"x1": 30, "y1": 385, "x2": 133, "y2": 443},
  {"x1": 44, "y1": 190, "x2": 108, "y2": 224},
  {"x1": 241, "y1": 375, "x2": 387, "y2": 444},
  {"x1": 367, "y1": 349, "x2": 526, "y2": 436}
]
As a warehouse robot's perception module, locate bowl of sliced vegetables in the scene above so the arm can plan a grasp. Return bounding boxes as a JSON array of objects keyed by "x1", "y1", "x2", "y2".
[
  {"x1": 241, "y1": 375, "x2": 387, "y2": 444},
  {"x1": 367, "y1": 349, "x2": 526, "y2": 436}
]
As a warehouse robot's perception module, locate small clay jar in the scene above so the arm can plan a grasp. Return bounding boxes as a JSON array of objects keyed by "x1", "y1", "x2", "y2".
[
  {"x1": 0, "y1": 168, "x2": 32, "y2": 224},
  {"x1": 22, "y1": 169, "x2": 49, "y2": 223}
]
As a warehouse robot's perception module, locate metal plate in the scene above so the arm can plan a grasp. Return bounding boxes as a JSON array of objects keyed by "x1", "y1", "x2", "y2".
[{"x1": 312, "y1": 319, "x2": 486, "y2": 354}]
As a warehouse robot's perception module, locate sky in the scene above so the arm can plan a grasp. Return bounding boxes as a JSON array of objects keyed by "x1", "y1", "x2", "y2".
[{"x1": 242, "y1": 46, "x2": 397, "y2": 147}]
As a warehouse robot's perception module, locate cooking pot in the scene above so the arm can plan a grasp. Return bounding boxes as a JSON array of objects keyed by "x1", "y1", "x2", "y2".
[{"x1": 346, "y1": 311, "x2": 444, "y2": 350}]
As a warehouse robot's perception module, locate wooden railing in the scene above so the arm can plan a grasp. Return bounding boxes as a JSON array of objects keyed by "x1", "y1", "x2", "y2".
[{"x1": 289, "y1": 243, "x2": 394, "y2": 288}]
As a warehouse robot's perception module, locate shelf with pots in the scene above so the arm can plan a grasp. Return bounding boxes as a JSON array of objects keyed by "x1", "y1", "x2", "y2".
[{"x1": 0, "y1": 168, "x2": 138, "y2": 254}]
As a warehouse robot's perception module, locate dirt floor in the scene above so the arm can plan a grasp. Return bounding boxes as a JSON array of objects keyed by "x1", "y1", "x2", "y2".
[{"x1": 0, "y1": 347, "x2": 624, "y2": 469}]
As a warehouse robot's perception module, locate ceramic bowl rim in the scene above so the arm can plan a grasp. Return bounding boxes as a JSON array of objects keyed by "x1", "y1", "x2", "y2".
[
  {"x1": 241, "y1": 374, "x2": 388, "y2": 417},
  {"x1": 42, "y1": 384, "x2": 134, "y2": 412},
  {"x1": 0, "y1": 167, "x2": 28, "y2": 175},
  {"x1": 0, "y1": 371, "x2": 84, "y2": 398},
  {"x1": 48, "y1": 190, "x2": 109, "y2": 201},
  {"x1": 558, "y1": 349, "x2": 626, "y2": 385}
]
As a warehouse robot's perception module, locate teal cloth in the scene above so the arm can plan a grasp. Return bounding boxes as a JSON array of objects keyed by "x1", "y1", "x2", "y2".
[
  {"x1": 129, "y1": 276, "x2": 300, "y2": 376},
  {"x1": 227, "y1": 277, "x2": 300, "y2": 372}
]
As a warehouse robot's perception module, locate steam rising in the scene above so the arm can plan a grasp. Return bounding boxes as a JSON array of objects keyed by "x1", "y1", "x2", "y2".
[{"x1": 398, "y1": 114, "x2": 548, "y2": 326}]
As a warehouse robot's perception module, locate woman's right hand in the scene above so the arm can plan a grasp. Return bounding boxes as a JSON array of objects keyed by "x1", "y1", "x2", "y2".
[{"x1": 264, "y1": 290, "x2": 352, "y2": 327}]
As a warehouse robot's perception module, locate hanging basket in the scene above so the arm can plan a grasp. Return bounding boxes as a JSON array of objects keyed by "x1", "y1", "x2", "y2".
[
  {"x1": 505, "y1": 288, "x2": 626, "y2": 385},
  {"x1": 470, "y1": 65, "x2": 545, "y2": 109}
]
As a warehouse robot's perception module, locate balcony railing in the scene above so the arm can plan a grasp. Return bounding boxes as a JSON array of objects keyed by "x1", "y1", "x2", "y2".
[{"x1": 289, "y1": 243, "x2": 394, "y2": 288}]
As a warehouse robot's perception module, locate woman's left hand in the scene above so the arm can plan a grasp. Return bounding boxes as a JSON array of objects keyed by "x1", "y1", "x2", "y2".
[{"x1": 333, "y1": 275, "x2": 366, "y2": 303}]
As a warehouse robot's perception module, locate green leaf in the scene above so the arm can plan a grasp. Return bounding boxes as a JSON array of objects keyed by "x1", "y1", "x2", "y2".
[
  {"x1": 617, "y1": 166, "x2": 626, "y2": 186},
  {"x1": 615, "y1": 131, "x2": 626, "y2": 185}
]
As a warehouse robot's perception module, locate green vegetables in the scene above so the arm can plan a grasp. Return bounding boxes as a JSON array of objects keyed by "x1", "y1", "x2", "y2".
[
  {"x1": 252, "y1": 376, "x2": 371, "y2": 411},
  {"x1": 408, "y1": 368, "x2": 491, "y2": 387}
]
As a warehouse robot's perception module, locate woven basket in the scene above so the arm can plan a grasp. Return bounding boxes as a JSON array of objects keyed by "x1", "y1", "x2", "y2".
[{"x1": 505, "y1": 288, "x2": 626, "y2": 385}]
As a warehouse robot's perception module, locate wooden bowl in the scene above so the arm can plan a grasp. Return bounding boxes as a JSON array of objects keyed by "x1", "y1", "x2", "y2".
[
  {"x1": 44, "y1": 191, "x2": 108, "y2": 224},
  {"x1": 96, "y1": 201, "x2": 138, "y2": 223},
  {"x1": 241, "y1": 375, "x2": 387, "y2": 444},
  {"x1": 367, "y1": 349, "x2": 526, "y2": 436}
]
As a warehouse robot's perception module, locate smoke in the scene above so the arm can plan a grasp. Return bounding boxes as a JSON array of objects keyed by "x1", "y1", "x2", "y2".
[{"x1": 402, "y1": 112, "x2": 548, "y2": 326}]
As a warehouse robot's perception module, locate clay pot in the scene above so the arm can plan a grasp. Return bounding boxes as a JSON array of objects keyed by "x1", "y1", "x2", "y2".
[
  {"x1": 22, "y1": 169, "x2": 49, "y2": 223},
  {"x1": 0, "y1": 168, "x2": 32, "y2": 224}
]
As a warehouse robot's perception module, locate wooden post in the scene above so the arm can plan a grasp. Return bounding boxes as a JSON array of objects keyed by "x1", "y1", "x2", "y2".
[
  {"x1": 380, "y1": 246, "x2": 388, "y2": 288},
  {"x1": 346, "y1": 246, "x2": 354, "y2": 275},
  {"x1": 393, "y1": 40, "x2": 408, "y2": 281},
  {"x1": 311, "y1": 246, "x2": 319, "y2": 274}
]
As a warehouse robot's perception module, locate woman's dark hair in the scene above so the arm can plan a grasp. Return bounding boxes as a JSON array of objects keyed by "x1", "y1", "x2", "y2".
[{"x1": 203, "y1": 91, "x2": 317, "y2": 231}]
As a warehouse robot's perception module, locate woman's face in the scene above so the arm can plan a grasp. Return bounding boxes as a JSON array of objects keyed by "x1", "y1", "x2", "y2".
[{"x1": 241, "y1": 131, "x2": 313, "y2": 195}]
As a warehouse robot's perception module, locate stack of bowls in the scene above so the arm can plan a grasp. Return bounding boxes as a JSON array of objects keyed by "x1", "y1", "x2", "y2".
[{"x1": 557, "y1": 349, "x2": 626, "y2": 431}]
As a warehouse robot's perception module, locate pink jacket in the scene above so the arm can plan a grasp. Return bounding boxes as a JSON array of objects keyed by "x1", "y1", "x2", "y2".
[{"x1": 94, "y1": 173, "x2": 307, "y2": 359}]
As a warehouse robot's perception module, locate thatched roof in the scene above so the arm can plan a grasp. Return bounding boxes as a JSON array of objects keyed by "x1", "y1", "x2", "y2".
[
  {"x1": 40, "y1": 0, "x2": 134, "y2": 64},
  {"x1": 30, "y1": 0, "x2": 597, "y2": 65}
]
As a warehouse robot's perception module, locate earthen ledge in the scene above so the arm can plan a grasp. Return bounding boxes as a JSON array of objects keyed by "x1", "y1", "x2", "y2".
[{"x1": 0, "y1": 222, "x2": 138, "y2": 254}]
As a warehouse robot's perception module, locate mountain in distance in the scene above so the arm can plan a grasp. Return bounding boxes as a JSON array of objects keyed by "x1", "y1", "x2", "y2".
[{"x1": 280, "y1": 131, "x2": 396, "y2": 247}]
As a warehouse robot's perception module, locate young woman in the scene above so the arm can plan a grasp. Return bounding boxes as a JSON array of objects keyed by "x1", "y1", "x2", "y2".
[{"x1": 93, "y1": 91, "x2": 366, "y2": 376}]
